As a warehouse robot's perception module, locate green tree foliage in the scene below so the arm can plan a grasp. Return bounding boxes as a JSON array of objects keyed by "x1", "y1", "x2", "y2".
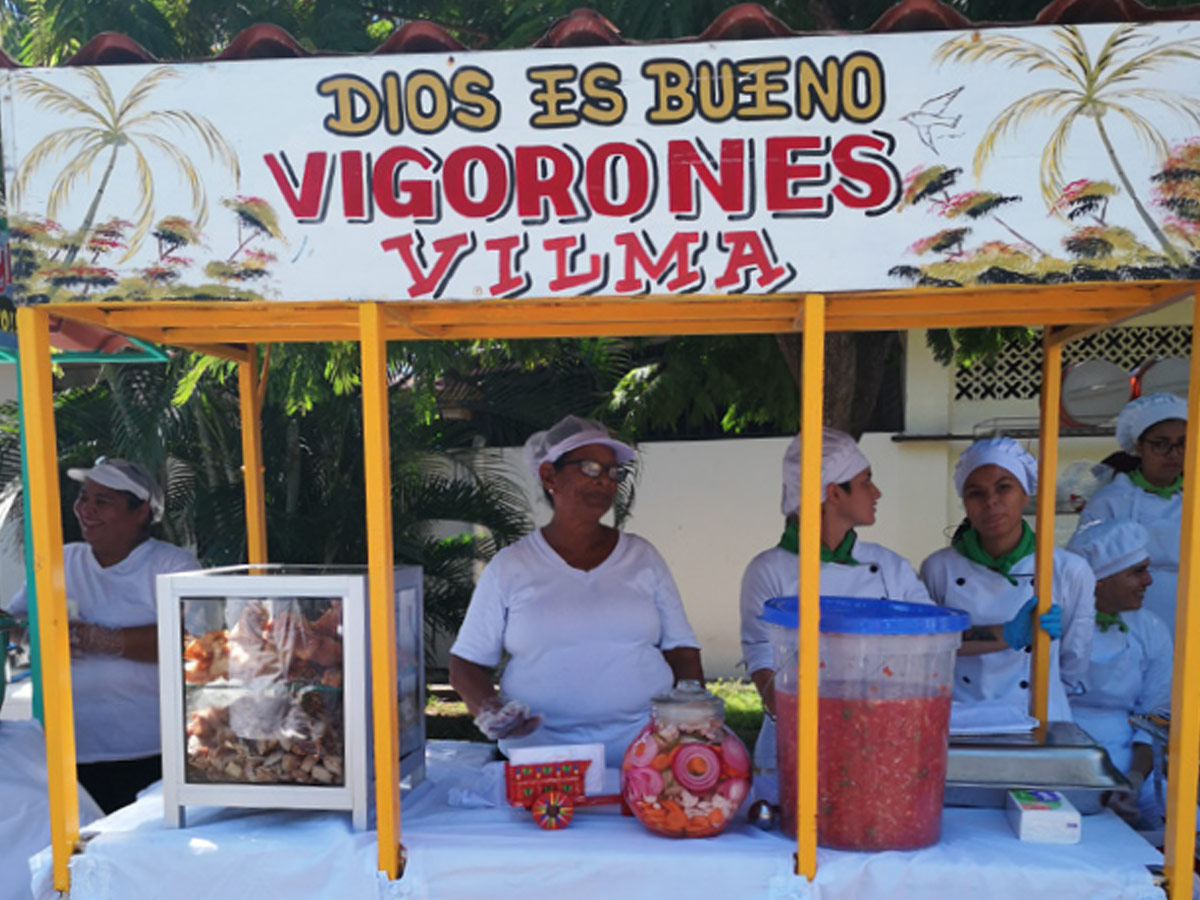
[{"x1": 0, "y1": 355, "x2": 533, "y2": 645}]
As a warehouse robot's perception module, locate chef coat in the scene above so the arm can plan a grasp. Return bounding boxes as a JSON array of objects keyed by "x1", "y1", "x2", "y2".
[
  {"x1": 1077, "y1": 473, "x2": 1182, "y2": 639},
  {"x1": 1070, "y1": 607, "x2": 1172, "y2": 775},
  {"x1": 919, "y1": 546, "x2": 1095, "y2": 722}
]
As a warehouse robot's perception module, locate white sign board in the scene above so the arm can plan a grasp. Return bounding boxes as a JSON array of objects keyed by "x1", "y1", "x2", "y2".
[{"x1": 2, "y1": 20, "x2": 1199, "y2": 304}]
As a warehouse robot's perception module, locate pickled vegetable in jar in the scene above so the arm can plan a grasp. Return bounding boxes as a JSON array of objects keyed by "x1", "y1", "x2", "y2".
[{"x1": 621, "y1": 680, "x2": 751, "y2": 838}]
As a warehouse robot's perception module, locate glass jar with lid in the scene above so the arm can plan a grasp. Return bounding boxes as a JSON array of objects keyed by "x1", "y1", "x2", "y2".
[{"x1": 620, "y1": 680, "x2": 751, "y2": 838}]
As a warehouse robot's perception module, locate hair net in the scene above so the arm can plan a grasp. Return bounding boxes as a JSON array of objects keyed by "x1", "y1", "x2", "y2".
[
  {"x1": 953, "y1": 437, "x2": 1037, "y2": 498},
  {"x1": 1116, "y1": 392, "x2": 1188, "y2": 454},
  {"x1": 1066, "y1": 519, "x2": 1150, "y2": 581},
  {"x1": 781, "y1": 428, "x2": 871, "y2": 516},
  {"x1": 67, "y1": 457, "x2": 165, "y2": 523},
  {"x1": 522, "y1": 415, "x2": 636, "y2": 481}
]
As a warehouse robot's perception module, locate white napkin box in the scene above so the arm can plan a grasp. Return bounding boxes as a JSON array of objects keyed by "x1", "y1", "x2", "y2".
[{"x1": 1006, "y1": 789, "x2": 1082, "y2": 843}]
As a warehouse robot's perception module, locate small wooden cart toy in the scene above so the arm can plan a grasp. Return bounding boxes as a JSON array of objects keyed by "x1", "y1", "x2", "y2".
[{"x1": 504, "y1": 759, "x2": 624, "y2": 829}]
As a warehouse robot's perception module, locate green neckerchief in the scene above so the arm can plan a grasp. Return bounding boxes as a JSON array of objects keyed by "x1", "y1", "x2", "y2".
[
  {"x1": 952, "y1": 521, "x2": 1036, "y2": 586},
  {"x1": 1130, "y1": 468, "x2": 1183, "y2": 500},
  {"x1": 1095, "y1": 611, "x2": 1129, "y2": 634},
  {"x1": 777, "y1": 522, "x2": 860, "y2": 567}
]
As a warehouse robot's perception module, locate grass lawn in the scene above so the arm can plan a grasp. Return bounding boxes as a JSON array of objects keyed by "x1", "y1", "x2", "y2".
[{"x1": 424, "y1": 678, "x2": 765, "y2": 750}]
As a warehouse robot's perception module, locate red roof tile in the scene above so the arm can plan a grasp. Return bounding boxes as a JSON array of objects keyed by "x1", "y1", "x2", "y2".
[{"x1": 5, "y1": 0, "x2": 1198, "y2": 68}]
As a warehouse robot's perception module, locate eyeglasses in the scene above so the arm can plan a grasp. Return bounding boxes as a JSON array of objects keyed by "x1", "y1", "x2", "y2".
[
  {"x1": 555, "y1": 458, "x2": 629, "y2": 483},
  {"x1": 1143, "y1": 437, "x2": 1186, "y2": 456}
]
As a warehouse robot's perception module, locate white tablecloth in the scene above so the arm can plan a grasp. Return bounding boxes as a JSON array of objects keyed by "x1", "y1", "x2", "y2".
[
  {"x1": 1, "y1": 719, "x2": 103, "y2": 900},
  {"x1": 24, "y1": 741, "x2": 1163, "y2": 900}
]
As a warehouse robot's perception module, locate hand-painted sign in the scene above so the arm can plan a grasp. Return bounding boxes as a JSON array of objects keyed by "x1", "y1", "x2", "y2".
[{"x1": 2, "y1": 21, "x2": 1199, "y2": 304}]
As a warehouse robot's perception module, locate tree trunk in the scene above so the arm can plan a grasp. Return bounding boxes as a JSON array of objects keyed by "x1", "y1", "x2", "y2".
[
  {"x1": 65, "y1": 143, "x2": 120, "y2": 265},
  {"x1": 1094, "y1": 116, "x2": 1184, "y2": 265},
  {"x1": 774, "y1": 331, "x2": 901, "y2": 438}
]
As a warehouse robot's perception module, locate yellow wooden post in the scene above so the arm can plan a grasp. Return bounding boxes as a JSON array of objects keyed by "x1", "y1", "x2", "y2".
[
  {"x1": 16, "y1": 306, "x2": 79, "y2": 891},
  {"x1": 359, "y1": 304, "x2": 403, "y2": 878},
  {"x1": 794, "y1": 294, "x2": 825, "y2": 879},
  {"x1": 1031, "y1": 331, "x2": 1062, "y2": 728},
  {"x1": 1163, "y1": 290, "x2": 1200, "y2": 900},
  {"x1": 237, "y1": 346, "x2": 268, "y2": 565}
]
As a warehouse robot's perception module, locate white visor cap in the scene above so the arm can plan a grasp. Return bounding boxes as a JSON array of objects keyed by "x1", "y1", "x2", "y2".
[
  {"x1": 1115, "y1": 392, "x2": 1188, "y2": 454},
  {"x1": 67, "y1": 457, "x2": 164, "y2": 523},
  {"x1": 954, "y1": 437, "x2": 1037, "y2": 498},
  {"x1": 1067, "y1": 519, "x2": 1150, "y2": 581},
  {"x1": 781, "y1": 428, "x2": 871, "y2": 516},
  {"x1": 523, "y1": 415, "x2": 636, "y2": 481}
]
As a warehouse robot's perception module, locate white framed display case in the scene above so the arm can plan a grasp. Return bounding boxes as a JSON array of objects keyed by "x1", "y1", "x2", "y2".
[{"x1": 156, "y1": 565, "x2": 425, "y2": 829}]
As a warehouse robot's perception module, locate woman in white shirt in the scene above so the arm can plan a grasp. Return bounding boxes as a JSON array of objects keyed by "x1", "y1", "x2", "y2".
[
  {"x1": 1066, "y1": 519, "x2": 1172, "y2": 825},
  {"x1": 920, "y1": 438, "x2": 1093, "y2": 721},
  {"x1": 1075, "y1": 393, "x2": 1186, "y2": 638},
  {"x1": 449, "y1": 415, "x2": 702, "y2": 767},
  {"x1": 739, "y1": 428, "x2": 931, "y2": 769},
  {"x1": 6, "y1": 457, "x2": 199, "y2": 812}
]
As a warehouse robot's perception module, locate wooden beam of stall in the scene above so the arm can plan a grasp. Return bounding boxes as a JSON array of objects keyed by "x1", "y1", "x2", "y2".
[
  {"x1": 175, "y1": 343, "x2": 254, "y2": 363},
  {"x1": 1047, "y1": 286, "x2": 1196, "y2": 348},
  {"x1": 1031, "y1": 331, "x2": 1063, "y2": 731},
  {"x1": 1163, "y1": 289, "x2": 1200, "y2": 900},
  {"x1": 794, "y1": 294, "x2": 825, "y2": 880},
  {"x1": 16, "y1": 306, "x2": 79, "y2": 892},
  {"x1": 237, "y1": 346, "x2": 268, "y2": 566},
  {"x1": 359, "y1": 304, "x2": 404, "y2": 880}
]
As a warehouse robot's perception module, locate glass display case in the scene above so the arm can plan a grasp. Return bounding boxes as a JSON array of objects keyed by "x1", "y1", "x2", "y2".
[{"x1": 156, "y1": 565, "x2": 424, "y2": 829}]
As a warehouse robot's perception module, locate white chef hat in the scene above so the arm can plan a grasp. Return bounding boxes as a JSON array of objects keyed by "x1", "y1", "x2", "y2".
[
  {"x1": 781, "y1": 428, "x2": 871, "y2": 516},
  {"x1": 1066, "y1": 519, "x2": 1150, "y2": 581},
  {"x1": 1116, "y1": 392, "x2": 1188, "y2": 454},
  {"x1": 522, "y1": 415, "x2": 636, "y2": 481},
  {"x1": 953, "y1": 437, "x2": 1037, "y2": 498},
  {"x1": 67, "y1": 457, "x2": 165, "y2": 523}
]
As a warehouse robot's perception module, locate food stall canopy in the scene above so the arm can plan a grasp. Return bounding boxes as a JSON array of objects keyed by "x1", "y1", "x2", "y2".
[{"x1": 7, "y1": 0, "x2": 1200, "y2": 896}]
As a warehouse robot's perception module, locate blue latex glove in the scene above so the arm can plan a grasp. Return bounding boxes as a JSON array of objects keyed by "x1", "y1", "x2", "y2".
[{"x1": 1003, "y1": 598, "x2": 1063, "y2": 649}]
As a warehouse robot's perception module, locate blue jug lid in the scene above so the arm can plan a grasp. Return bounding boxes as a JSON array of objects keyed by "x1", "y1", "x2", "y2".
[{"x1": 760, "y1": 595, "x2": 969, "y2": 635}]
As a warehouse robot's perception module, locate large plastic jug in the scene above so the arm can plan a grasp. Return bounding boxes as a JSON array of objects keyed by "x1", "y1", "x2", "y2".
[{"x1": 762, "y1": 596, "x2": 968, "y2": 851}]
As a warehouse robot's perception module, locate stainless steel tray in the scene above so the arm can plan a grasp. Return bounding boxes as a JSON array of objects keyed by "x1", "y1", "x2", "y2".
[{"x1": 945, "y1": 721, "x2": 1128, "y2": 813}]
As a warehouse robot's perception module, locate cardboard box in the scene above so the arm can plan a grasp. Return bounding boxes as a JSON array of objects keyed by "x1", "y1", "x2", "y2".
[{"x1": 1006, "y1": 789, "x2": 1082, "y2": 844}]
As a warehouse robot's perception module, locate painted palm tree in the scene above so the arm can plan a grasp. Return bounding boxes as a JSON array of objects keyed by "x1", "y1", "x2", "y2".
[
  {"x1": 936, "y1": 24, "x2": 1200, "y2": 265},
  {"x1": 10, "y1": 65, "x2": 239, "y2": 265}
]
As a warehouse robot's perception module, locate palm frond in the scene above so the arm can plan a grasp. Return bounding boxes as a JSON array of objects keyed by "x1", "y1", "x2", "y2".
[
  {"x1": 1053, "y1": 26, "x2": 1094, "y2": 88},
  {"x1": 1104, "y1": 101, "x2": 1171, "y2": 161},
  {"x1": 13, "y1": 73, "x2": 107, "y2": 124},
  {"x1": 974, "y1": 89, "x2": 1079, "y2": 178},
  {"x1": 1090, "y1": 22, "x2": 1142, "y2": 83},
  {"x1": 935, "y1": 32, "x2": 1081, "y2": 88},
  {"x1": 1103, "y1": 89, "x2": 1200, "y2": 132},
  {"x1": 1039, "y1": 107, "x2": 1085, "y2": 209},
  {"x1": 45, "y1": 138, "x2": 109, "y2": 220},
  {"x1": 11, "y1": 126, "x2": 105, "y2": 205},
  {"x1": 1094, "y1": 36, "x2": 1200, "y2": 94},
  {"x1": 76, "y1": 67, "x2": 118, "y2": 124},
  {"x1": 122, "y1": 143, "x2": 156, "y2": 260},
  {"x1": 116, "y1": 66, "x2": 180, "y2": 121},
  {"x1": 126, "y1": 109, "x2": 241, "y2": 186},
  {"x1": 132, "y1": 131, "x2": 206, "y2": 228}
]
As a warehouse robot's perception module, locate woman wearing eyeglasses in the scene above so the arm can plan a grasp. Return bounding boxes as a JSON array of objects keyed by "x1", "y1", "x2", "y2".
[
  {"x1": 449, "y1": 415, "x2": 703, "y2": 767},
  {"x1": 1074, "y1": 393, "x2": 1188, "y2": 639}
]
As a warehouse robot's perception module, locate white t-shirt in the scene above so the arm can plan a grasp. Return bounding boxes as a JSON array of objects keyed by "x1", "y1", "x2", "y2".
[
  {"x1": 6, "y1": 539, "x2": 201, "y2": 762},
  {"x1": 450, "y1": 529, "x2": 699, "y2": 767},
  {"x1": 919, "y1": 546, "x2": 1095, "y2": 722},
  {"x1": 739, "y1": 539, "x2": 933, "y2": 676}
]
